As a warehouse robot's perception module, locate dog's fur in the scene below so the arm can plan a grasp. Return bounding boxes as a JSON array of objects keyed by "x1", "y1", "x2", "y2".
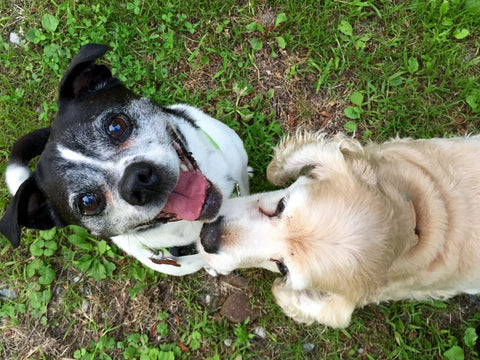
[
  {"x1": 0, "y1": 44, "x2": 249, "y2": 275},
  {"x1": 199, "y1": 132, "x2": 480, "y2": 327}
]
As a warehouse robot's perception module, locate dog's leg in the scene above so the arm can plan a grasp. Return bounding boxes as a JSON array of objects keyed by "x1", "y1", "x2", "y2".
[
  {"x1": 111, "y1": 234, "x2": 206, "y2": 276},
  {"x1": 272, "y1": 279, "x2": 355, "y2": 328}
]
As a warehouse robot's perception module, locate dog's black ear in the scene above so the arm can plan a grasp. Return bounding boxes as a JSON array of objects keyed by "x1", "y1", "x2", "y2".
[
  {"x1": 0, "y1": 175, "x2": 63, "y2": 247},
  {"x1": 59, "y1": 43, "x2": 120, "y2": 100}
]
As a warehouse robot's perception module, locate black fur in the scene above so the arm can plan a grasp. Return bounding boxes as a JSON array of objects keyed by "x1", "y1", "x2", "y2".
[
  {"x1": 0, "y1": 44, "x2": 118, "y2": 246},
  {"x1": 162, "y1": 106, "x2": 199, "y2": 129},
  {"x1": 0, "y1": 176, "x2": 64, "y2": 247},
  {"x1": 8, "y1": 128, "x2": 51, "y2": 167}
]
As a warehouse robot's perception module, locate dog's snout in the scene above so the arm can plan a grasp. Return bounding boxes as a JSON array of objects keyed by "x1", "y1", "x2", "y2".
[
  {"x1": 120, "y1": 162, "x2": 165, "y2": 206},
  {"x1": 200, "y1": 216, "x2": 224, "y2": 254}
]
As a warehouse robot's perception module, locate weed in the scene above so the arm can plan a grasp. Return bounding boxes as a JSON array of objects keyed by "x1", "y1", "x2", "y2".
[
  {"x1": 232, "y1": 319, "x2": 255, "y2": 351},
  {"x1": 118, "y1": 333, "x2": 179, "y2": 360},
  {"x1": 65, "y1": 226, "x2": 117, "y2": 282}
]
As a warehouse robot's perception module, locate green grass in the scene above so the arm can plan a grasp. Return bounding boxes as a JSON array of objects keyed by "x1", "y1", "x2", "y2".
[{"x1": 1, "y1": 0, "x2": 480, "y2": 359}]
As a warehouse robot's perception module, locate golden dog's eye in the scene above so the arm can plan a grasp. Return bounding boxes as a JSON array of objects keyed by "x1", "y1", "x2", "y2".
[
  {"x1": 274, "y1": 197, "x2": 286, "y2": 216},
  {"x1": 270, "y1": 258, "x2": 289, "y2": 276},
  {"x1": 277, "y1": 262, "x2": 288, "y2": 276},
  {"x1": 259, "y1": 197, "x2": 286, "y2": 218}
]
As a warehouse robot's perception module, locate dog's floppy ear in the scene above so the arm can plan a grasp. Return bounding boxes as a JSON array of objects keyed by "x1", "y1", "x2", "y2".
[
  {"x1": 334, "y1": 134, "x2": 377, "y2": 185},
  {"x1": 338, "y1": 148, "x2": 377, "y2": 185},
  {"x1": 1, "y1": 127, "x2": 60, "y2": 247},
  {"x1": 267, "y1": 132, "x2": 350, "y2": 185},
  {"x1": 267, "y1": 132, "x2": 376, "y2": 186},
  {"x1": 59, "y1": 43, "x2": 120, "y2": 100},
  {"x1": 0, "y1": 175, "x2": 63, "y2": 247}
]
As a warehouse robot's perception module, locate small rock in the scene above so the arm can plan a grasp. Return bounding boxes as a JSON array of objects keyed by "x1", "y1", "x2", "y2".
[
  {"x1": 224, "y1": 338, "x2": 232, "y2": 347},
  {"x1": 254, "y1": 326, "x2": 266, "y2": 339},
  {"x1": 303, "y1": 343, "x2": 315, "y2": 352},
  {"x1": 0, "y1": 288, "x2": 16, "y2": 300},
  {"x1": 204, "y1": 294, "x2": 212, "y2": 305},
  {"x1": 81, "y1": 299, "x2": 89, "y2": 313},
  {"x1": 9, "y1": 33, "x2": 22, "y2": 47},
  {"x1": 220, "y1": 293, "x2": 260, "y2": 323}
]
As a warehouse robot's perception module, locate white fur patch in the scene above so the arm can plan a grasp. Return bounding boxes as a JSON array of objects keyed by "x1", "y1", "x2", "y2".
[
  {"x1": 57, "y1": 144, "x2": 127, "y2": 174},
  {"x1": 57, "y1": 145, "x2": 106, "y2": 167},
  {"x1": 6, "y1": 163, "x2": 31, "y2": 195}
]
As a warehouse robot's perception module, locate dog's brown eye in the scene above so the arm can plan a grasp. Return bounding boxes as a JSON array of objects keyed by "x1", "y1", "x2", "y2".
[
  {"x1": 107, "y1": 116, "x2": 129, "y2": 140},
  {"x1": 78, "y1": 193, "x2": 105, "y2": 216}
]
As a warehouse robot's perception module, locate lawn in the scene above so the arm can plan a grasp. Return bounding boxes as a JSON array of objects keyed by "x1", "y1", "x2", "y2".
[{"x1": 1, "y1": 0, "x2": 480, "y2": 359}]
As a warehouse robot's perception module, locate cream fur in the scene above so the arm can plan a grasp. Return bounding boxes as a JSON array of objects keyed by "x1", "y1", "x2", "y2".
[{"x1": 199, "y1": 132, "x2": 480, "y2": 328}]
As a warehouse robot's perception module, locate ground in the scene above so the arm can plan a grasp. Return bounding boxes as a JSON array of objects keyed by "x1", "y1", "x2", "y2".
[{"x1": 1, "y1": 0, "x2": 480, "y2": 359}]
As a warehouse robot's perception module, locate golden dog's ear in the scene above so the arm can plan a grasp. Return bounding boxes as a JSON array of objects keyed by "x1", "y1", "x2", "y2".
[
  {"x1": 339, "y1": 149, "x2": 377, "y2": 185},
  {"x1": 267, "y1": 132, "x2": 349, "y2": 185},
  {"x1": 335, "y1": 135, "x2": 377, "y2": 185},
  {"x1": 267, "y1": 132, "x2": 376, "y2": 186}
]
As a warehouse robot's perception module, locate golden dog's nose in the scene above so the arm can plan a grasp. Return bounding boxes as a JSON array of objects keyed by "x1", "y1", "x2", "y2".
[{"x1": 200, "y1": 216, "x2": 224, "y2": 254}]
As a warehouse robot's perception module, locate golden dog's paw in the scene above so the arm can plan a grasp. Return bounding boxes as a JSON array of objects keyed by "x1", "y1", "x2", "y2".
[{"x1": 272, "y1": 279, "x2": 355, "y2": 328}]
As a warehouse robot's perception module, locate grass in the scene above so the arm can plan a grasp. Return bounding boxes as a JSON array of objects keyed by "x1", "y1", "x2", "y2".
[{"x1": 1, "y1": 0, "x2": 480, "y2": 358}]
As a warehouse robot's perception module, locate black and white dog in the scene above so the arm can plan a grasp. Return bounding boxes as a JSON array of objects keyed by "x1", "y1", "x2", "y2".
[{"x1": 0, "y1": 44, "x2": 249, "y2": 275}]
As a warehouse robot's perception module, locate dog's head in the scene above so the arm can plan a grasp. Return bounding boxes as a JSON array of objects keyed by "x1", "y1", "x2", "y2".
[
  {"x1": 199, "y1": 133, "x2": 398, "y2": 293},
  {"x1": 0, "y1": 44, "x2": 221, "y2": 247}
]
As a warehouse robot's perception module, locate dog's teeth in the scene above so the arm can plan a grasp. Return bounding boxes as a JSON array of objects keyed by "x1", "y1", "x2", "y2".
[{"x1": 180, "y1": 163, "x2": 189, "y2": 172}]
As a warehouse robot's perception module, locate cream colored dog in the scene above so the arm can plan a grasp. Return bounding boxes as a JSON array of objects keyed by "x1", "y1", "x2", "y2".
[{"x1": 199, "y1": 132, "x2": 480, "y2": 328}]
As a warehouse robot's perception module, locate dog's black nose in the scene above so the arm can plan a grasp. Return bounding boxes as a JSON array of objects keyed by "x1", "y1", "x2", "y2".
[
  {"x1": 200, "y1": 216, "x2": 224, "y2": 254},
  {"x1": 120, "y1": 162, "x2": 166, "y2": 206}
]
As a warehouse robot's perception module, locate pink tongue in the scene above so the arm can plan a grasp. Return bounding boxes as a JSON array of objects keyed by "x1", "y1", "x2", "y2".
[{"x1": 161, "y1": 171, "x2": 208, "y2": 221}]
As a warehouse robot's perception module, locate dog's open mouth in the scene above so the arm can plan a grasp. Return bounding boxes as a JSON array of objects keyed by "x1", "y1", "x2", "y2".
[{"x1": 156, "y1": 140, "x2": 222, "y2": 223}]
